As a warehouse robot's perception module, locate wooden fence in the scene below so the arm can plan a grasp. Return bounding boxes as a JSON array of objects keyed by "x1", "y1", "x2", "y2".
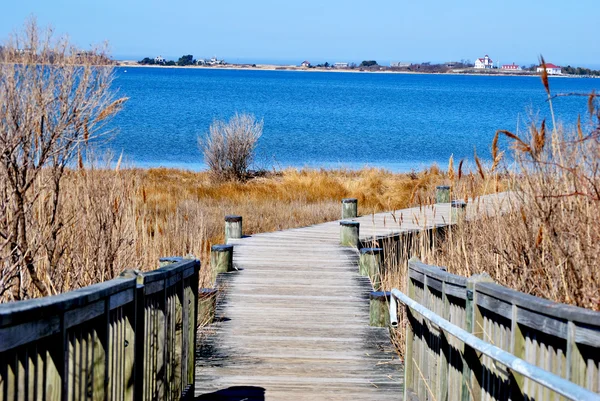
[
  {"x1": 397, "y1": 258, "x2": 600, "y2": 401},
  {"x1": 0, "y1": 258, "x2": 199, "y2": 401}
]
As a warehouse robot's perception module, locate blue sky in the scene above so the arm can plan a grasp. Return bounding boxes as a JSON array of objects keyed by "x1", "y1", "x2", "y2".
[{"x1": 2, "y1": 0, "x2": 599, "y2": 67}]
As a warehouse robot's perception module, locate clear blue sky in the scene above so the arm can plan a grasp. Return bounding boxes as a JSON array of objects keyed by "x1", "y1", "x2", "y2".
[{"x1": 2, "y1": 0, "x2": 599, "y2": 67}]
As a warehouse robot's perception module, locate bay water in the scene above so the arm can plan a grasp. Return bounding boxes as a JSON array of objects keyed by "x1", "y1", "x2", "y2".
[{"x1": 108, "y1": 67, "x2": 599, "y2": 172}]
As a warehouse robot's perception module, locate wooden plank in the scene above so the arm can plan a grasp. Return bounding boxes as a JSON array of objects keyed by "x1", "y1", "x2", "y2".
[{"x1": 196, "y1": 210, "x2": 406, "y2": 399}]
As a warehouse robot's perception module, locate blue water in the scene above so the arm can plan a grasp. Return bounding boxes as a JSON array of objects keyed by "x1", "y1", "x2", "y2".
[{"x1": 107, "y1": 68, "x2": 599, "y2": 172}]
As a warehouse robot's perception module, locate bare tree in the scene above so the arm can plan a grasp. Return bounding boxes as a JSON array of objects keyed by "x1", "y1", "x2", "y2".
[
  {"x1": 199, "y1": 113, "x2": 263, "y2": 182},
  {"x1": 0, "y1": 18, "x2": 126, "y2": 300}
]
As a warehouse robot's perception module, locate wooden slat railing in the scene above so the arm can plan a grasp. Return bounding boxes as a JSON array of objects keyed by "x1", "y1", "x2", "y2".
[
  {"x1": 393, "y1": 258, "x2": 600, "y2": 401},
  {"x1": 0, "y1": 258, "x2": 199, "y2": 401}
]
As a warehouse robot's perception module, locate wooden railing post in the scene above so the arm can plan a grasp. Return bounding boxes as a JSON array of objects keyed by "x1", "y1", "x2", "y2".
[
  {"x1": 211, "y1": 245, "x2": 234, "y2": 275},
  {"x1": 198, "y1": 288, "x2": 218, "y2": 325},
  {"x1": 436, "y1": 185, "x2": 451, "y2": 203},
  {"x1": 225, "y1": 215, "x2": 243, "y2": 243},
  {"x1": 451, "y1": 200, "x2": 467, "y2": 224},
  {"x1": 340, "y1": 221, "x2": 360, "y2": 247},
  {"x1": 567, "y1": 321, "x2": 585, "y2": 388},
  {"x1": 462, "y1": 273, "x2": 493, "y2": 401},
  {"x1": 359, "y1": 247, "x2": 382, "y2": 289},
  {"x1": 369, "y1": 291, "x2": 390, "y2": 327},
  {"x1": 404, "y1": 269, "x2": 416, "y2": 401},
  {"x1": 509, "y1": 304, "x2": 526, "y2": 401},
  {"x1": 341, "y1": 198, "x2": 358, "y2": 219},
  {"x1": 419, "y1": 274, "x2": 432, "y2": 399},
  {"x1": 438, "y1": 280, "x2": 450, "y2": 401}
]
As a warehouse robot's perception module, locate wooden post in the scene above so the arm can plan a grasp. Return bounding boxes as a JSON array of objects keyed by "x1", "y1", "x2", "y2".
[
  {"x1": 211, "y1": 245, "x2": 234, "y2": 274},
  {"x1": 225, "y1": 215, "x2": 242, "y2": 243},
  {"x1": 198, "y1": 288, "x2": 218, "y2": 325},
  {"x1": 436, "y1": 185, "x2": 451, "y2": 203},
  {"x1": 404, "y1": 271, "x2": 416, "y2": 400},
  {"x1": 341, "y1": 198, "x2": 358, "y2": 219},
  {"x1": 359, "y1": 248, "x2": 383, "y2": 287},
  {"x1": 437, "y1": 280, "x2": 450, "y2": 401},
  {"x1": 462, "y1": 273, "x2": 494, "y2": 401},
  {"x1": 509, "y1": 304, "x2": 526, "y2": 401},
  {"x1": 566, "y1": 321, "x2": 585, "y2": 388},
  {"x1": 339, "y1": 221, "x2": 359, "y2": 247},
  {"x1": 451, "y1": 200, "x2": 467, "y2": 224},
  {"x1": 369, "y1": 291, "x2": 391, "y2": 327}
]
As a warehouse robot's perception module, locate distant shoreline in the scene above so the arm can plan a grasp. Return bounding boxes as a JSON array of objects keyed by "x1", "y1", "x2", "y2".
[{"x1": 116, "y1": 61, "x2": 593, "y2": 78}]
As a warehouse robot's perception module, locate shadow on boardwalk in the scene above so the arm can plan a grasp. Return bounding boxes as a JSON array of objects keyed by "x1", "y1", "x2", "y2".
[{"x1": 196, "y1": 386, "x2": 265, "y2": 401}]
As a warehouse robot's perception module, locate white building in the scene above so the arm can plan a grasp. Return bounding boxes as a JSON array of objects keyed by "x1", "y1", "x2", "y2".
[
  {"x1": 301, "y1": 60, "x2": 310, "y2": 67},
  {"x1": 154, "y1": 55, "x2": 165, "y2": 64},
  {"x1": 537, "y1": 63, "x2": 562, "y2": 75},
  {"x1": 333, "y1": 62, "x2": 348, "y2": 68},
  {"x1": 474, "y1": 55, "x2": 493, "y2": 69},
  {"x1": 501, "y1": 63, "x2": 522, "y2": 71},
  {"x1": 207, "y1": 57, "x2": 225, "y2": 65},
  {"x1": 391, "y1": 61, "x2": 411, "y2": 68}
]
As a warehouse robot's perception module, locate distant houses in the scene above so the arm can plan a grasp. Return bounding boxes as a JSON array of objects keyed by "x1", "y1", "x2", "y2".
[
  {"x1": 391, "y1": 61, "x2": 410, "y2": 68},
  {"x1": 197, "y1": 57, "x2": 225, "y2": 66},
  {"x1": 537, "y1": 63, "x2": 562, "y2": 75},
  {"x1": 333, "y1": 62, "x2": 348, "y2": 68},
  {"x1": 301, "y1": 60, "x2": 311, "y2": 67},
  {"x1": 474, "y1": 55, "x2": 494, "y2": 69},
  {"x1": 501, "y1": 63, "x2": 521, "y2": 71},
  {"x1": 154, "y1": 55, "x2": 165, "y2": 64}
]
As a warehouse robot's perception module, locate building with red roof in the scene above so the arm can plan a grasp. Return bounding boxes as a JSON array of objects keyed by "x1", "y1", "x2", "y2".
[
  {"x1": 501, "y1": 63, "x2": 522, "y2": 71},
  {"x1": 474, "y1": 55, "x2": 493, "y2": 69},
  {"x1": 537, "y1": 63, "x2": 562, "y2": 75}
]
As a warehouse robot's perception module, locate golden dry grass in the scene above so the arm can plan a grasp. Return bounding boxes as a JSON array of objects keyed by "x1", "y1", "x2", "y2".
[
  {"x1": 1, "y1": 165, "x2": 447, "y2": 301},
  {"x1": 139, "y1": 165, "x2": 447, "y2": 248}
]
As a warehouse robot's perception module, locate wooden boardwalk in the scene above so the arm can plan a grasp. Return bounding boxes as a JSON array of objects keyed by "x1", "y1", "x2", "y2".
[{"x1": 195, "y1": 195, "x2": 508, "y2": 400}]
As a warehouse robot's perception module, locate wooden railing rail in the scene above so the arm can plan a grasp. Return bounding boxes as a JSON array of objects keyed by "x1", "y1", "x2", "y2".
[
  {"x1": 0, "y1": 258, "x2": 200, "y2": 401},
  {"x1": 392, "y1": 258, "x2": 600, "y2": 401}
]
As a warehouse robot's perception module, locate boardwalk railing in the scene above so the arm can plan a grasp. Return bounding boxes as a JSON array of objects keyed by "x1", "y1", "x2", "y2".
[
  {"x1": 0, "y1": 258, "x2": 199, "y2": 401},
  {"x1": 390, "y1": 258, "x2": 600, "y2": 401}
]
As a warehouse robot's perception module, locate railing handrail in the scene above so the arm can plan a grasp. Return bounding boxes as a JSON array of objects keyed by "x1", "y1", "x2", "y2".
[
  {"x1": 476, "y1": 280, "x2": 600, "y2": 326},
  {"x1": 0, "y1": 257, "x2": 200, "y2": 401},
  {"x1": 389, "y1": 288, "x2": 600, "y2": 401},
  {"x1": 0, "y1": 275, "x2": 137, "y2": 327}
]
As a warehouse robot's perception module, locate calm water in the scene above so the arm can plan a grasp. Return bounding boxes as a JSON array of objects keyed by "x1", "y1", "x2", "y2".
[{"x1": 107, "y1": 68, "x2": 599, "y2": 171}]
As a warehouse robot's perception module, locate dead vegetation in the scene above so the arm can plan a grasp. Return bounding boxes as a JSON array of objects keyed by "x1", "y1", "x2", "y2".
[{"x1": 382, "y1": 60, "x2": 600, "y2": 317}]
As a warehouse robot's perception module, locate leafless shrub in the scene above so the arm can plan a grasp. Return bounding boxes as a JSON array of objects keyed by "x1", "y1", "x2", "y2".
[
  {"x1": 0, "y1": 18, "x2": 126, "y2": 300},
  {"x1": 199, "y1": 113, "x2": 263, "y2": 181}
]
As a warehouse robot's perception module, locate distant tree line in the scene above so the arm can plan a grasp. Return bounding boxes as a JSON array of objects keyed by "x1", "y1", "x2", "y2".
[
  {"x1": 139, "y1": 54, "x2": 197, "y2": 66},
  {"x1": 562, "y1": 65, "x2": 600, "y2": 76}
]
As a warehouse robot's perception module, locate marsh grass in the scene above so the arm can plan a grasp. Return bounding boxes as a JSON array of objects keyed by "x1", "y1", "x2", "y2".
[
  {"x1": 1, "y1": 164, "x2": 447, "y2": 301},
  {"x1": 382, "y1": 66, "x2": 600, "y2": 357}
]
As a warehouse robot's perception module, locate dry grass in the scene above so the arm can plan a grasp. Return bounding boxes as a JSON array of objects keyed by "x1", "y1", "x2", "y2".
[
  {"x1": 1, "y1": 164, "x2": 447, "y2": 301},
  {"x1": 138, "y1": 166, "x2": 449, "y2": 254},
  {"x1": 382, "y1": 78, "x2": 600, "y2": 364}
]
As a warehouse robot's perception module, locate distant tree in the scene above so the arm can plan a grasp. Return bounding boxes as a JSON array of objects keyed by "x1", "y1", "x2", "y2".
[
  {"x1": 177, "y1": 54, "x2": 194, "y2": 66},
  {"x1": 324, "y1": 62, "x2": 330, "y2": 68},
  {"x1": 165, "y1": 60, "x2": 176, "y2": 66},
  {"x1": 349, "y1": 62, "x2": 357, "y2": 69},
  {"x1": 360, "y1": 60, "x2": 378, "y2": 67},
  {"x1": 139, "y1": 57, "x2": 156, "y2": 65}
]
